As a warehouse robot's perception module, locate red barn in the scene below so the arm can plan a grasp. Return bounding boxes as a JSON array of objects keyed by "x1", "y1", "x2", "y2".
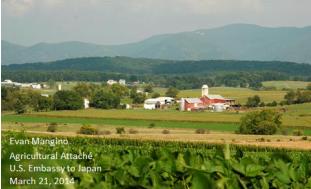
[{"x1": 180, "y1": 85, "x2": 235, "y2": 111}]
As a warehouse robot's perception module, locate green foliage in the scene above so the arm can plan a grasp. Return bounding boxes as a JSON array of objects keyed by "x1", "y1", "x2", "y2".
[
  {"x1": 111, "y1": 84, "x2": 129, "y2": 97},
  {"x1": 90, "y1": 90, "x2": 120, "y2": 109},
  {"x1": 53, "y1": 90, "x2": 83, "y2": 110},
  {"x1": 162, "y1": 129, "x2": 170, "y2": 134},
  {"x1": 14, "y1": 99, "x2": 26, "y2": 114},
  {"x1": 246, "y1": 95, "x2": 261, "y2": 107},
  {"x1": 116, "y1": 127, "x2": 125, "y2": 134},
  {"x1": 132, "y1": 93, "x2": 146, "y2": 104},
  {"x1": 165, "y1": 87, "x2": 179, "y2": 98},
  {"x1": 151, "y1": 92, "x2": 161, "y2": 98},
  {"x1": 78, "y1": 125, "x2": 98, "y2": 135},
  {"x1": 292, "y1": 130, "x2": 304, "y2": 136},
  {"x1": 239, "y1": 110, "x2": 282, "y2": 135},
  {"x1": 284, "y1": 90, "x2": 296, "y2": 104},
  {"x1": 143, "y1": 84, "x2": 153, "y2": 93},
  {"x1": 307, "y1": 83, "x2": 311, "y2": 90},
  {"x1": 47, "y1": 122, "x2": 58, "y2": 132},
  {"x1": 195, "y1": 128, "x2": 210, "y2": 134},
  {"x1": 36, "y1": 96, "x2": 53, "y2": 112},
  {"x1": 3, "y1": 132, "x2": 311, "y2": 189}
]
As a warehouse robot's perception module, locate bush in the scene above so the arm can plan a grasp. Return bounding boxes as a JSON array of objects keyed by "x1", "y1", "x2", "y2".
[
  {"x1": 281, "y1": 129, "x2": 289, "y2": 135},
  {"x1": 78, "y1": 125, "x2": 98, "y2": 135},
  {"x1": 239, "y1": 110, "x2": 282, "y2": 135},
  {"x1": 99, "y1": 130, "x2": 111, "y2": 135},
  {"x1": 47, "y1": 123, "x2": 58, "y2": 132},
  {"x1": 292, "y1": 130, "x2": 304, "y2": 136},
  {"x1": 116, "y1": 127, "x2": 125, "y2": 134},
  {"x1": 129, "y1": 129, "x2": 138, "y2": 134},
  {"x1": 301, "y1": 136, "x2": 308, "y2": 140},
  {"x1": 195, "y1": 129, "x2": 210, "y2": 134},
  {"x1": 148, "y1": 123, "x2": 156, "y2": 128},
  {"x1": 162, "y1": 129, "x2": 170, "y2": 134}
]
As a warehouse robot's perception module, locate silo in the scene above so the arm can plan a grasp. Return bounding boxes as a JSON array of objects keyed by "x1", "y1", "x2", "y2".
[{"x1": 202, "y1": 85, "x2": 209, "y2": 97}]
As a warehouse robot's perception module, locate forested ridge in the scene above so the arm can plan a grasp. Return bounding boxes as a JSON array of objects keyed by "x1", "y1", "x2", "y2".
[{"x1": 2, "y1": 56, "x2": 311, "y2": 75}]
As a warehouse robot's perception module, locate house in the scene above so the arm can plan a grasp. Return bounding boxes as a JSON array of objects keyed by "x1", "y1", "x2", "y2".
[
  {"x1": 31, "y1": 83, "x2": 41, "y2": 89},
  {"x1": 180, "y1": 85, "x2": 235, "y2": 111},
  {"x1": 144, "y1": 99, "x2": 161, "y2": 110},
  {"x1": 107, "y1": 80, "x2": 118, "y2": 85},
  {"x1": 119, "y1": 79, "x2": 126, "y2": 85}
]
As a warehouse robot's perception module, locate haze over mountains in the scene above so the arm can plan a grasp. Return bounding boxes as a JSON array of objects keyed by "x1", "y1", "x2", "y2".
[{"x1": 2, "y1": 24, "x2": 311, "y2": 65}]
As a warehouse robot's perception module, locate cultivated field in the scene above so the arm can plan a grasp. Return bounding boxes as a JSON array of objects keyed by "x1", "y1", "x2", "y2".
[
  {"x1": 9, "y1": 103, "x2": 310, "y2": 128},
  {"x1": 262, "y1": 81, "x2": 311, "y2": 90}
]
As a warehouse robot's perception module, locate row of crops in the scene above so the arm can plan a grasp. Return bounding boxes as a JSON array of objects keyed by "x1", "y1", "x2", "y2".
[{"x1": 2, "y1": 131, "x2": 311, "y2": 189}]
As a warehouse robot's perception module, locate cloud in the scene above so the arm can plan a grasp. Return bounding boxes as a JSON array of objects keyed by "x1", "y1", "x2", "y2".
[
  {"x1": 3, "y1": 0, "x2": 263, "y2": 16},
  {"x1": 2, "y1": 0, "x2": 34, "y2": 15}
]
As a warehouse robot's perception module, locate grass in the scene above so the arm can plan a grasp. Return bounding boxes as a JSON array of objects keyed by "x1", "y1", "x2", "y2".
[
  {"x1": 262, "y1": 81, "x2": 311, "y2": 90},
  {"x1": 2, "y1": 114, "x2": 239, "y2": 132}
]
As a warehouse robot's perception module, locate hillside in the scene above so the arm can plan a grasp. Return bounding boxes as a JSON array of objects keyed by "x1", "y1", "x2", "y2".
[
  {"x1": 2, "y1": 24, "x2": 311, "y2": 65},
  {"x1": 2, "y1": 56, "x2": 311, "y2": 76}
]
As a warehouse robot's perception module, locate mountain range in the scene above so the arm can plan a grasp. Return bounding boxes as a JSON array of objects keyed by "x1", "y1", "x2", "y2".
[{"x1": 2, "y1": 24, "x2": 311, "y2": 65}]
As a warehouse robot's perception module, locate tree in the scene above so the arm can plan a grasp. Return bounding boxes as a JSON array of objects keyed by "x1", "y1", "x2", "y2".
[
  {"x1": 36, "y1": 96, "x2": 53, "y2": 112},
  {"x1": 165, "y1": 87, "x2": 179, "y2": 98},
  {"x1": 246, "y1": 95, "x2": 261, "y2": 107},
  {"x1": 296, "y1": 91, "x2": 311, "y2": 103},
  {"x1": 53, "y1": 91, "x2": 83, "y2": 110},
  {"x1": 307, "y1": 83, "x2": 311, "y2": 90},
  {"x1": 91, "y1": 90, "x2": 120, "y2": 109},
  {"x1": 151, "y1": 92, "x2": 161, "y2": 98},
  {"x1": 144, "y1": 84, "x2": 153, "y2": 93},
  {"x1": 14, "y1": 99, "x2": 26, "y2": 114},
  {"x1": 284, "y1": 90, "x2": 296, "y2": 105},
  {"x1": 47, "y1": 79, "x2": 56, "y2": 89},
  {"x1": 239, "y1": 110, "x2": 282, "y2": 135},
  {"x1": 111, "y1": 84, "x2": 129, "y2": 97},
  {"x1": 73, "y1": 83, "x2": 93, "y2": 98},
  {"x1": 132, "y1": 93, "x2": 146, "y2": 104}
]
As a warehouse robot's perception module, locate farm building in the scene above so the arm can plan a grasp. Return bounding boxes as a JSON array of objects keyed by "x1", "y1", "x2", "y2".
[
  {"x1": 107, "y1": 80, "x2": 118, "y2": 85},
  {"x1": 144, "y1": 99, "x2": 161, "y2": 110},
  {"x1": 144, "y1": 97, "x2": 175, "y2": 110},
  {"x1": 180, "y1": 85, "x2": 235, "y2": 111}
]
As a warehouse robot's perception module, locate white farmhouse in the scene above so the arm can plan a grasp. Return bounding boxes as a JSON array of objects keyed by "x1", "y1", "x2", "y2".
[
  {"x1": 119, "y1": 79, "x2": 126, "y2": 85},
  {"x1": 31, "y1": 83, "x2": 41, "y2": 89},
  {"x1": 107, "y1": 80, "x2": 118, "y2": 85}
]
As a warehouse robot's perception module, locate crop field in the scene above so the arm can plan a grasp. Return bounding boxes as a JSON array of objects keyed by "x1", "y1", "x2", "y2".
[
  {"x1": 1, "y1": 115, "x2": 239, "y2": 131},
  {"x1": 2, "y1": 132, "x2": 311, "y2": 189},
  {"x1": 262, "y1": 81, "x2": 311, "y2": 90},
  {"x1": 10, "y1": 103, "x2": 310, "y2": 128}
]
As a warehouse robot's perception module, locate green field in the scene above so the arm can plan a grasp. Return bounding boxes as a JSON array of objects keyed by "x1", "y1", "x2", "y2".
[
  {"x1": 2, "y1": 114, "x2": 239, "y2": 132},
  {"x1": 262, "y1": 81, "x2": 311, "y2": 90},
  {"x1": 17, "y1": 103, "x2": 310, "y2": 127}
]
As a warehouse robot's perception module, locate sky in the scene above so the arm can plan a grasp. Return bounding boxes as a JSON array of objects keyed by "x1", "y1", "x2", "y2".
[{"x1": 2, "y1": 0, "x2": 311, "y2": 46}]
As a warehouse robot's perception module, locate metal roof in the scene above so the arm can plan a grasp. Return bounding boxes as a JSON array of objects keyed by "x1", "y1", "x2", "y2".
[
  {"x1": 184, "y1": 98, "x2": 202, "y2": 103},
  {"x1": 206, "y1": 95, "x2": 224, "y2": 99}
]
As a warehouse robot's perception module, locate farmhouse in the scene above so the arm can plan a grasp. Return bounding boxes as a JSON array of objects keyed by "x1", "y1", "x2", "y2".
[
  {"x1": 180, "y1": 85, "x2": 235, "y2": 111},
  {"x1": 107, "y1": 80, "x2": 118, "y2": 85}
]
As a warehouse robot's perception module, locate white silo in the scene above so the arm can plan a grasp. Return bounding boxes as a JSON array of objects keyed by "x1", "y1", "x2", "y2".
[{"x1": 202, "y1": 85, "x2": 209, "y2": 97}]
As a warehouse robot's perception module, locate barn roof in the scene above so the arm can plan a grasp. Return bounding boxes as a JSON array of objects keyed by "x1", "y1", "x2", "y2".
[
  {"x1": 184, "y1": 98, "x2": 202, "y2": 103},
  {"x1": 205, "y1": 95, "x2": 224, "y2": 100}
]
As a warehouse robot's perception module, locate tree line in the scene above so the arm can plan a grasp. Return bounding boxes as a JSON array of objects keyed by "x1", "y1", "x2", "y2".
[{"x1": 1, "y1": 83, "x2": 180, "y2": 114}]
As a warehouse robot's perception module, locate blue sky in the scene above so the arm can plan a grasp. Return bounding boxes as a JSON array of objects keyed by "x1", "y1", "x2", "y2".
[{"x1": 2, "y1": 0, "x2": 311, "y2": 46}]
